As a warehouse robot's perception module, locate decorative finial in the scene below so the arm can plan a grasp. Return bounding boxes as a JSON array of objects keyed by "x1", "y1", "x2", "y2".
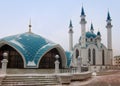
[
  {"x1": 90, "y1": 22, "x2": 94, "y2": 33},
  {"x1": 81, "y1": 6, "x2": 85, "y2": 16},
  {"x1": 107, "y1": 11, "x2": 111, "y2": 21},
  {"x1": 29, "y1": 19, "x2": 32, "y2": 33},
  {"x1": 69, "y1": 19, "x2": 73, "y2": 28}
]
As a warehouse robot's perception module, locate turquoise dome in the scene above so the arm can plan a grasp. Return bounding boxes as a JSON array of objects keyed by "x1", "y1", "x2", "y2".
[
  {"x1": 0, "y1": 32, "x2": 59, "y2": 67},
  {"x1": 86, "y1": 31, "x2": 97, "y2": 38},
  {"x1": 97, "y1": 31, "x2": 101, "y2": 36}
]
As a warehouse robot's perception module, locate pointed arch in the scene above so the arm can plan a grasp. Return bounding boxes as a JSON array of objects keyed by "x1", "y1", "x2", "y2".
[
  {"x1": 93, "y1": 49, "x2": 96, "y2": 65},
  {"x1": 39, "y1": 48, "x2": 62, "y2": 69},
  {"x1": 102, "y1": 50, "x2": 105, "y2": 65},
  {"x1": 37, "y1": 44, "x2": 67, "y2": 68},
  {"x1": 88, "y1": 48, "x2": 91, "y2": 62},
  {"x1": 76, "y1": 49, "x2": 79, "y2": 58},
  {"x1": 0, "y1": 44, "x2": 24, "y2": 68}
]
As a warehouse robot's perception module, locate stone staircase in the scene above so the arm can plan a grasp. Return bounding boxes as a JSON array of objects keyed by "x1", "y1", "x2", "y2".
[{"x1": 1, "y1": 74, "x2": 59, "y2": 86}]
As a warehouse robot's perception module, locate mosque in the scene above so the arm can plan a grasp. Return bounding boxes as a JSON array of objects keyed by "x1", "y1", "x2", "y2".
[
  {"x1": 69, "y1": 7, "x2": 113, "y2": 71},
  {"x1": 0, "y1": 6, "x2": 113, "y2": 71}
]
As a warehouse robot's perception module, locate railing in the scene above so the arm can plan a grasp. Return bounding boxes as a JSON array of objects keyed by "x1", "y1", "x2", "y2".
[
  {"x1": 60, "y1": 67, "x2": 88, "y2": 73},
  {"x1": 60, "y1": 68, "x2": 77, "y2": 73}
]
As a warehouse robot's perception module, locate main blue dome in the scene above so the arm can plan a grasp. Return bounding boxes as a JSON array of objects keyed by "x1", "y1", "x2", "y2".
[
  {"x1": 0, "y1": 32, "x2": 67, "y2": 68},
  {"x1": 86, "y1": 31, "x2": 97, "y2": 38},
  {"x1": 79, "y1": 31, "x2": 97, "y2": 41}
]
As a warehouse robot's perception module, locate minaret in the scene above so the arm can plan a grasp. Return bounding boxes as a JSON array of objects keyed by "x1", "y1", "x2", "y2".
[
  {"x1": 106, "y1": 11, "x2": 113, "y2": 65},
  {"x1": 106, "y1": 11, "x2": 112, "y2": 49},
  {"x1": 80, "y1": 6, "x2": 87, "y2": 48},
  {"x1": 90, "y1": 23, "x2": 94, "y2": 33},
  {"x1": 68, "y1": 20, "x2": 73, "y2": 52},
  {"x1": 29, "y1": 19, "x2": 32, "y2": 33}
]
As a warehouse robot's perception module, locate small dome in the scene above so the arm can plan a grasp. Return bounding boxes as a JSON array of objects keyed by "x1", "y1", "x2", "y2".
[{"x1": 97, "y1": 31, "x2": 101, "y2": 36}]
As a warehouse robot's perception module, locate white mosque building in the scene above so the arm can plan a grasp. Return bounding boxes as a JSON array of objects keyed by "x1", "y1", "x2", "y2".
[{"x1": 68, "y1": 6, "x2": 113, "y2": 71}]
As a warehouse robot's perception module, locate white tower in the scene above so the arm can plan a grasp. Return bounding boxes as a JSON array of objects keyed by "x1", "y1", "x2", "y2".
[
  {"x1": 68, "y1": 20, "x2": 73, "y2": 52},
  {"x1": 106, "y1": 11, "x2": 113, "y2": 65},
  {"x1": 80, "y1": 6, "x2": 87, "y2": 48},
  {"x1": 80, "y1": 6, "x2": 87, "y2": 66}
]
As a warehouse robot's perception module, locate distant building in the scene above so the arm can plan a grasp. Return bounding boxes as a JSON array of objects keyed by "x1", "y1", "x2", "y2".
[
  {"x1": 113, "y1": 56, "x2": 120, "y2": 66},
  {"x1": 69, "y1": 6, "x2": 113, "y2": 71}
]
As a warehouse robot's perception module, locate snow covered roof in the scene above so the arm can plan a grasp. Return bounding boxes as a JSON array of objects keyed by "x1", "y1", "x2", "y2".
[{"x1": 0, "y1": 32, "x2": 57, "y2": 67}]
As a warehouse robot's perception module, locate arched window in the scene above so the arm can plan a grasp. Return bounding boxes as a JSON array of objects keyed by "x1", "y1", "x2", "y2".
[
  {"x1": 88, "y1": 49, "x2": 91, "y2": 62},
  {"x1": 0, "y1": 45, "x2": 24, "y2": 68},
  {"x1": 76, "y1": 49, "x2": 79, "y2": 58},
  {"x1": 90, "y1": 38, "x2": 93, "y2": 42},
  {"x1": 93, "y1": 49, "x2": 96, "y2": 65},
  {"x1": 102, "y1": 50, "x2": 105, "y2": 65},
  {"x1": 39, "y1": 48, "x2": 62, "y2": 69}
]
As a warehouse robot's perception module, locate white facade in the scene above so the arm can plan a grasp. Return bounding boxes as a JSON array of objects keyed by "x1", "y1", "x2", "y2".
[{"x1": 69, "y1": 7, "x2": 113, "y2": 72}]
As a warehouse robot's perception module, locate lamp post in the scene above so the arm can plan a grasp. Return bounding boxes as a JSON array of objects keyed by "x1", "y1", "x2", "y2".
[
  {"x1": 55, "y1": 55, "x2": 60, "y2": 74},
  {"x1": 1, "y1": 52, "x2": 8, "y2": 74}
]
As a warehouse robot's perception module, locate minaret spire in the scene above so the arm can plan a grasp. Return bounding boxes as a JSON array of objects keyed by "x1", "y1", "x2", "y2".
[
  {"x1": 90, "y1": 23, "x2": 94, "y2": 33},
  {"x1": 81, "y1": 6, "x2": 85, "y2": 16},
  {"x1": 107, "y1": 11, "x2": 111, "y2": 21},
  {"x1": 29, "y1": 19, "x2": 32, "y2": 33},
  {"x1": 69, "y1": 20, "x2": 73, "y2": 28}
]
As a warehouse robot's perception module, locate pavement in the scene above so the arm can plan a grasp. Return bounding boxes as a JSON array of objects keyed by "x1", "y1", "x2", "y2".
[
  {"x1": 57, "y1": 70, "x2": 120, "y2": 86},
  {"x1": 0, "y1": 70, "x2": 120, "y2": 86}
]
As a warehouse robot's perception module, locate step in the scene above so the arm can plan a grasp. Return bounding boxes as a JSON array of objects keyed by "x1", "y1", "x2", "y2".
[
  {"x1": 2, "y1": 83, "x2": 58, "y2": 86},
  {"x1": 1, "y1": 75, "x2": 59, "y2": 86}
]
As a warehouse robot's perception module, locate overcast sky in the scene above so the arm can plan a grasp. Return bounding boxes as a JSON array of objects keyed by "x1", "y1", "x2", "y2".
[{"x1": 0, "y1": 0, "x2": 119, "y2": 56}]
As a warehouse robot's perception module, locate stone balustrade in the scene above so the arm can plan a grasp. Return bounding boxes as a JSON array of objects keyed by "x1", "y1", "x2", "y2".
[{"x1": 57, "y1": 72, "x2": 92, "y2": 84}]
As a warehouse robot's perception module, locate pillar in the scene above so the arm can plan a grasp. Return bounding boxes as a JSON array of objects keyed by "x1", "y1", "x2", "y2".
[
  {"x1": 1, "y1": 52, "x2": 8, "y2": 74},
  {"x1": 77, "y1": 56, "x2": 82, "y2": 73},
  {"x1": 55, "y1": 55, "x2": 60, "y2": 74}
]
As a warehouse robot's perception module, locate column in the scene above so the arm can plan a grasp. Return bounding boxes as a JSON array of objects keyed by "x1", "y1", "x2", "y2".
[
  {"x1": 55, "y1": 55, "x2": 60, "y2": 74},
  {"x1": 77, "y1": 56, "x2": 82, "y2": 73},
  {"x1": 1, "y1": 52, "x2": 8, "y2": 74}
]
